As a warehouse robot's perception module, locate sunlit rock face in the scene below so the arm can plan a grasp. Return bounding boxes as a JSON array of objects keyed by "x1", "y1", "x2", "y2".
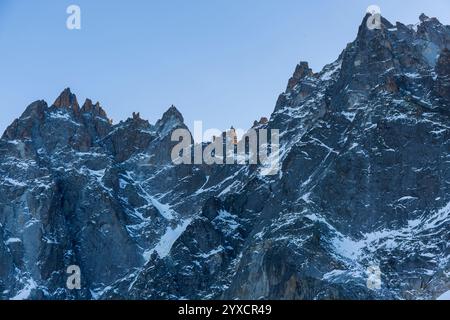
[{"x1": 1, "y1": 14, "x2": 449, "y2": 300}]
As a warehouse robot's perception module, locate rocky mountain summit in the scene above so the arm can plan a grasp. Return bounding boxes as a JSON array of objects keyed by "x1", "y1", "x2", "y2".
[{"x1": 1, "y1": 14, "x2": 449, "y2": 300}]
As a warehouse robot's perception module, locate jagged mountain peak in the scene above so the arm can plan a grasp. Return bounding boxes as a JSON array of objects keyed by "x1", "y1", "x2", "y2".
[
  {"x1": 119, "y1": 112, "x2": 151, "y2": 129},
  {"x1": 252, "y1": 117, "x2": 269, "y2": 128},
  {"x1": 21, "y1": 99, "x2": 48, "y2": 119},
  {"x1": 81, "y1": 98, "x2": 94, "y2": 110},
  {"x1": 417, "y1": 13, "x2": 447, "y2": 35},
  {"x1": 286, "y1": 61, "x2": 314, "y2": 91},
  {"x1": 132, "y1": 112, "x2": 141, "y2": 120},
  {"x1": 53, "y1": 87, "x2": 80, "y2": 111},
  {"x1": 1, "y1": 14, "x2": 449, "y2": 301},
  {"x1": 163, "y1": 105, "x2": 184, "y2": 122},
  {"x1": 155, "y1": 105, "x2": 186, "y2": 136},
  {"x1": 356, "y1": 13, "x2": 394, "y2": 39},
  {"x1": 419, "y1": 13, "x2": 442, "y2": 25},
  {"x1": 81, "y1": 98, "x2": 109, "y2": 120},
  {"x1": 420, "y1": 13, "x2": 431, "y2": 23}
]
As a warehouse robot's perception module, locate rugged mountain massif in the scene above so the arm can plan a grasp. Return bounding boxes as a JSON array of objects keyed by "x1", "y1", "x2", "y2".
[{"x1": 0, "y1": 14, "x2": 449, "y2": 300}]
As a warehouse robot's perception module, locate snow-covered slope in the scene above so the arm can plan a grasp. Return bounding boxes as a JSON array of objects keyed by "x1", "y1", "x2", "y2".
[{"x1": 0, "y1": 13, "x2": 449, "y2": 300}]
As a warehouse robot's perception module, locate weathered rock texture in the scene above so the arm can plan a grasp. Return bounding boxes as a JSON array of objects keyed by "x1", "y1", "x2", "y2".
[{"x1": 0, "y1": 14, "x2": 449, "y2": 300}]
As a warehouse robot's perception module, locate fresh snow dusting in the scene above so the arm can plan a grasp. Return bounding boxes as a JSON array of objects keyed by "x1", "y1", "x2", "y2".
[
  {"x1": 119, "y1": 178, "x2": 128, "y2": 189},
  {"x1": 143, "y1": 219, "x2": 192, "y2": 261},
  {"x1": 431, "y1": 128, "x2": 447, "y2": 135},
  {"x1": 404, "y1": 72, "x2": 421, "y2": 79},
  {"x1": 397, "y1": 196, "x2": 418, "y2": 202},
  {"x1": 90, "y1": 286, "x2": 113, "y2": 300},
  {"x1": 48, "y1": 110, "x2": 81, "y2": 126},
  {"x1": 149, "y1": 196, "x2": 175, "y2": 220},
  {"x1": 301, "y1": 192, "x2": 312, "y2": 204},
  {"x1": 387, "y1": 113, "x2": 409, "y2": 121},
  {"x1": 332, "y1": 232, "x2": 365, "y2": 260},
  {"x1": 214, "y1": 210, "x2": 240, "y2": 236},
  {"x1": 76, "y1": 151, "x2": 106, "y2": 158},
  {"x1": 196, "y1": 246, "x2": 225, "y2": 259},
  {"x1": 216, "y1": 210, "x2": 239, "y2": 229},
  {"x1": 137, "y1": 186, "x2": 175, "y2": 220},
  {"x1": 10, "y1": 278, "x2": 37, "y2": 300},
  {"x1": 49, "y1": 110, "x2": 71, "y2": 120},
  {"x1": 322, "y1": 269, "x2": 346, "y2": 280},
  {"x1": 408, "y1": 23, "x2": 419, "y2": 32},
  {"x1": 194, "y1": 176, "x2": 210, "y2": 195},
  {"x1": 158, "y1": 116, "x2": 181, "y2": 137},
  {"x1": 320, "y1": 61, "x2": 342, "y2": 81},
  {"x1": 82, "y1": 167, "x2": 106, "y2": 183},
  {"x1": 24, "y1": 218, "x2": 39, "y2": 229},
  {"x1": 307, "y1": 201, "x2": 450, "y2": 262},
  {"x1": 2, "y1": 177, "x2": 26, "y2": 187},
  {"x1": 5, "y1": 238, "x2": 21, "y2": 245},
  {"x1": 342, "y1": 111, "x2": 356, "y2": 122},
  {"x1": 218, "y1": 180, "x2": 241, "y2": 197},
  {"x1": 403, "y1": 201, "x2": 450, "y2": 232},
  {"x1": 0, "y1": 14, "x2": 449, "y2": 301}
]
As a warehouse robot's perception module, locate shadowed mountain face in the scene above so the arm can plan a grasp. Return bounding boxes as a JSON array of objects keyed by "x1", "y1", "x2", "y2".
[{"x1": 0, "y1": 14, "x2": 449, "y2": 300}]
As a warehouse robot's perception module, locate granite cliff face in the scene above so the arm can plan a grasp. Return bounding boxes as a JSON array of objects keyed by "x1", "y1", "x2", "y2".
[{"x1": 0, "y1": 14, "x2": 449, "y2": 300}]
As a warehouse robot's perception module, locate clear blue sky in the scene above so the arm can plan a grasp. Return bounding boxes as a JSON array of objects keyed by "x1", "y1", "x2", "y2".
[{"x1": 1, "y1": 0, "x2": 449, "y2": 134}]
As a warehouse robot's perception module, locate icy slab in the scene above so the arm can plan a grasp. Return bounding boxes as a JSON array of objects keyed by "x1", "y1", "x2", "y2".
[
  {"x1": 10, "y1": 278, "x2": 37, "y2": 300},
  {"x1": 5, "y1": 238, "x2": 21, "y2": 245},
  {"x1": 437, "y1": 290, "x2": 450, "y2": 300},
  {"x1": 143, "y1": 218, "x2": 192, "y2": 261}
]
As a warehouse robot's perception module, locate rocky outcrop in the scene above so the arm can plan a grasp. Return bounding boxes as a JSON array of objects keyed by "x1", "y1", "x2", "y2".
[
  {"x1": 286, "y1": 62, "x2": 314, "y2": 91},
  {"x1": 53, "y1": 88, "x2": 80, "y2": 113},
  {"x1": 434, "y1": 48, "x2": 450, "y2": 105},
  {"x1": 0, "y1": 14, "x2": 449, "y2": 300}
]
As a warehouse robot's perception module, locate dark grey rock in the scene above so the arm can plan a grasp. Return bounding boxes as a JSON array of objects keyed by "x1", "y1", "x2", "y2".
[{"x1": 0, "y1": 14, "x2": 449, "y2": 300}]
